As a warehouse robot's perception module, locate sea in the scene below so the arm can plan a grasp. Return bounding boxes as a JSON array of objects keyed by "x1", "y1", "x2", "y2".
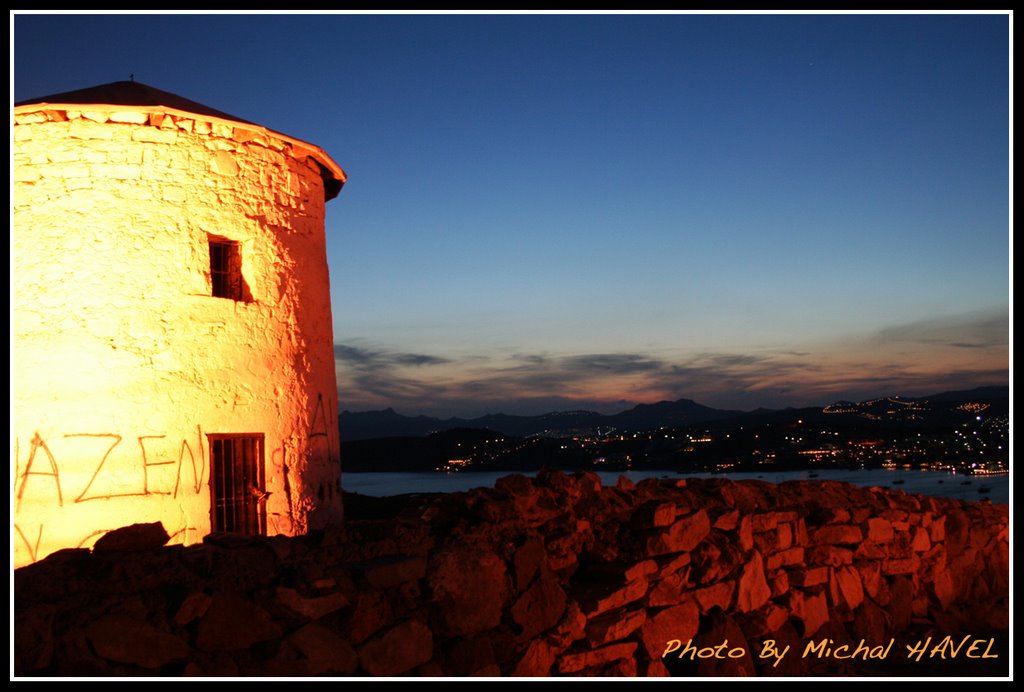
[{"x1": 342, "y1": 468, "x2": 1009, "y2": 505}]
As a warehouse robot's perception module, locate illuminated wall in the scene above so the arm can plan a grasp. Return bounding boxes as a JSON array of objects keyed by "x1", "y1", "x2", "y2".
[{"x1": 12, "y1": 101, "x2": 345, "y2": 567}]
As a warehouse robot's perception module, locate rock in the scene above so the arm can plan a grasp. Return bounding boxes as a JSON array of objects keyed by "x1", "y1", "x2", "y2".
[
  {"x1": 358, "y1": 556, "x2": 426, "y2": 589},
  {"x1": 573, "y1": 654, "x2": 637, "y2": 677},
  {"x1": 712, "y1": 508, "x2": 740, "y2": 530},
  {"x1": 584, "y1": 559, "x2": 657, "y2": 583},
  {"x1": 640, "y1": 601, "x2": 699, "y2": 659},
  {"x1": 788, "y1": 566, "x2": 829, "y2": 588},
  {"x1": 287, "y1": 622, "x2": 359, "y2": 675},
  {"x1": 631, "y1": 501, "x2": 676, "y2": 529},
  {"x1": 557, "y1": 642, "x2": 637, "y2": 674},
  {"x1": 822, "y1": 507, "x2": 851, "y2": 524},
  {"x1": 863, "y1": 517, "x2": 894, "y2": 543},
  {"x1": 694, "y1": 533, "x2": 745, "y2": 586},
  {"x1": 344, "y1": 591, "x2": 393, "y2": 644},
  {"x1": 86, "y1": 613, "x2": 189, "y2": 670},
  {"x1": 428, "y1": 548, "x2": 509, "y2": 636},
  {"x1": 654, "y1": 553, "x2": 690, "y2": 579},
  {"x1": 510, "y1": 575, "x2": 566, "y2": 640},
  {"x1": 851, "y1": 599, "x2": 889, "y2": 643},
  {"x1": 274, "y1": 586, "x2": 350, "y2": 621},
  {"x1": 577, "y1": 576, "x2": 648, "y2": 619},
  {"x1": 183, "y1": 652, "x2": 238, "y2": 677},
  {"x1": 173, "y1": 591, "x2": 212, "y2": 625},
  {"x1": 642, "y1": 659, "x2": 671, "y2": 677},
  {"x1": 625, "y1": 559, "x2": 660, "y2": 581},
  {"x1": 738, "y1": 515, "x2": 754, "y2": 551},
  {"x1": 830, "y1": 565, "x2": 865, "y2": 611},
  {"x1": 692, "y1": 612, "x2": 755, "y2": 677},
  {"x1": 910, "y1": 527, "x2": 932, "y2": 552},
  {"x1": 765, "y1": 546, "x2": 804, "y2": 570},
  {"x1": 881, "y1": 556, "x2": 919, "y2": 576},
  {"x1": 548, "y1": 601, "x2": 587, "y2": 648},
  {"x1": 763, "y1": 604, "x2": 790, "y2": 634},
  {"x1": 793, "y1": 517, "x2": 810, "y2": 545},
  {"x1": 645, "y1": 509, "x2": 710, "y2": 556},
  {"x1": 854, "y1": 561, "x2": 882, "y2": 600},
  {"x1": 811, "y1": 525, "x2": 863, "y2": 545},
  {"x1": 770, "y1": 569, "x2": 789, "y2": 598},
  {"x1": 807, "y1": 545, "x2": 854, "y2": 566},
  {"x1": 736, "y1": 551, "x2": 771, "y2": 613},
  {"x1": 512, "y1": 638, "x2": 556, "y2": 677},
  {"x1": 789, "y1": 589, "x2": 829, "y2": 637},
  {"x1": 693, "y1": 579, "x2": 736, "y2": 613},
  {"x1": 14, "y1": 605, "x2": 55, "y2": 674},
  {"x1": 442, "y1": 634, "x2": 496, "y2": 676},
  {"x1": 495, "y1": 470, "x2": 536, "y2": 497},
  {"x1": 930, "y1": 565, "x2": 956, "y2": 610},
  {"x1": 513, "y1": 537, "x2": 547, "y2": 591},
  {"x1": 195, "y1": 592, "x2": 282, "y2": 652},
  {"x1": 887, "y1": 576, "x2": 914, "y2": 633},
  {"x1": 585, "y1": 608, "x2": 646, "y2": 645},
  {"x1": 776, "y1": 522, "x2": 794, "y2": 550},
  {"x1": 357, "y1": 619, "x2": 433, "y2": 677},
  {"x1": 92, "y1": 522, "x2": 169, "y2": 553},
  {"x1": 497, "y1": 479, "x2": 562, "y2": 525},
  {"x1": 647, "y1": 569, "x2": 688, "y2": 607},
  {"x1": 853, "y1": 541, "x2": 887, "y2": 560},
  {"x1": 752, "y1": 511, "x2": 798, "y2": 532}
]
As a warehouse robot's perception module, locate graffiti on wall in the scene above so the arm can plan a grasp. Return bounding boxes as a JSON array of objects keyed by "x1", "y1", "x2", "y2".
[
  {"x1": 14, "y1": 394, "x2": 337, "y2": 564},
  {"x1": 15, "y1": 426, "x2": 207, "y2": 507},
  {"x1": 13, "y1": 426, "x2": 209, "y2": 564}
]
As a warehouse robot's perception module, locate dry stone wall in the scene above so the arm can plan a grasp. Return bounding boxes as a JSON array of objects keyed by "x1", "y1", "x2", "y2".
[{"x1": 14, "y1": 473, "x2": 1009, "y2": 677}]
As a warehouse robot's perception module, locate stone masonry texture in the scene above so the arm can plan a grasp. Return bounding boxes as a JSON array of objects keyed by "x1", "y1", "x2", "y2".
[{"x1": 14, "y1": 474, "x2": 1009, "y2": 677}]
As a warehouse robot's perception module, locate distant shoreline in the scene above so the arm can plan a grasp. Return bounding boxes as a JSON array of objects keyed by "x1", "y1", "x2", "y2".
[{"x1": 341, "y1": 467, "x2": 1010, "y2": 506}]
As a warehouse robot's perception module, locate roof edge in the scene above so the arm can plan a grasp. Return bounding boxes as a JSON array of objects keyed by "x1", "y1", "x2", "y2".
[{"x1": 14, "y1": 101, "x2": 346, "y2": 201}]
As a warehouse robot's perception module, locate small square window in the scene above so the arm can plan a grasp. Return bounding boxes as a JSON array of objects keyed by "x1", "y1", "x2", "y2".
[{"x1": 208, "y1": 236, "x2": 250, "y2": 301}]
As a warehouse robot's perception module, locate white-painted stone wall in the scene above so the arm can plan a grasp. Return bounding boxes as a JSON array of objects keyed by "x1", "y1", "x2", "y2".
[{"x1": 12, "y1": 106, "x2": 344, "y2": 567}]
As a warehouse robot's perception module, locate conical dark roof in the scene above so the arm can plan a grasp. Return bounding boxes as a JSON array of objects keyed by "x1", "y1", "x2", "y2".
[{"x1": 15, "y1": 80, "x2": 254, "y2": 124}]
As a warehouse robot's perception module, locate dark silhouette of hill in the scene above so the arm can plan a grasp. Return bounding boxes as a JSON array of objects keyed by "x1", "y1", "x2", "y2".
[
  {"x1": 337, "y1": 407, "x2": 441, "y2": 440},
  {"x1": 339, "y1": 385, "x2": 1007, "y2": 442},
  {"x1": 919, "y1": 385, "x2": 1008, "y2": 403},
  {"x1": 340, "y1": 398, "x2": 743, "y2": 441}
]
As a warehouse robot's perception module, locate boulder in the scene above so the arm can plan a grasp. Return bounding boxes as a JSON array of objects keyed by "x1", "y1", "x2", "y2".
[
  {"x1": 357, "y1": 619, "x2": 433, "y2": 677},
  {"x1": 736, "y1": 551, "x2": 772, "y2": 613},
  {"x1": 640, "y1": 600, "x2": 700, "y2": 659},
  {"x1": 195, "y1": 592, "x2": 282, "y2": 652},
  {"x1": 92, "y1": 522, "x2": 169, "y2": 553},
  {"x1": 87, "y1": 613, "x2": 189, "y2": 670},
  {"x1": 428, "y1": 548, "x2": 509, "y2": 636},
  {"x1": 510, "y1": 575, "x2": 566, "y2": 640},
  {"x1": 645, "y1": 510, "x2": 710, "y2": 557}
]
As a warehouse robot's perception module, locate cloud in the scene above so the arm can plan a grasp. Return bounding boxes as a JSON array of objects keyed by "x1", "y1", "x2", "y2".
[
  {"x1": 334, "y1": 343, "x2": 450, "y2": 370},
  {"x1": 334, "y1": 313, "x2": 1009, "y2": 417},
  {"x1": 872, "y1": 308, "x2": 1008, "y2": 350},
  {"x1": 337, "y1": 346, "x2": 819, "y2": 416},
  {"x1": 561, "y1": 353, "x2": 665, "y2": 374}
]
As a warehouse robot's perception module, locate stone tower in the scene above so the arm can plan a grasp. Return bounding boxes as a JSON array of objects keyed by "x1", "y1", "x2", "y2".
[{"x1": 13, "y1": 81, "x2": 346, "y2": 567}]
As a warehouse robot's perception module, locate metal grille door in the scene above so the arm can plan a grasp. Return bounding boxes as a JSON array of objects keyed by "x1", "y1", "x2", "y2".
[{"x1": 209, "y1": 434, "x2": 266, "y2": 535}]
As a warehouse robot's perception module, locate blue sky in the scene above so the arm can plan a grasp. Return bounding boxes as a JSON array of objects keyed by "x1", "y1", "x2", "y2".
[{"x1": 13, "y1": 11, "x2": 1011, "y2": 417}]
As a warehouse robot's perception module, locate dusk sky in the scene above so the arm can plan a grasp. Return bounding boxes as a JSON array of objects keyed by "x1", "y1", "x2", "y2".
[{"x1": 12, "y1": 11, "x2": 1011, "y2": 418}]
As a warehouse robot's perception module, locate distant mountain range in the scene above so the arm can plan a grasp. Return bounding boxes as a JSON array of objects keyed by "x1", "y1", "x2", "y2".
[
  {"x1": 338, "y1": 385, "x2": 1008, "y2": 441},
  {"x1": 339, "y1": 399, "x2": 739, "y2": 441}
]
